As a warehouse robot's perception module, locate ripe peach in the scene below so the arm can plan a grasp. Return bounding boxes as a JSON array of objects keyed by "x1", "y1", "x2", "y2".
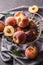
[
  {"x1": 14, "y1": 11, "x2": 26, "y2": 17},
  {"x1": 14, "y1": 11, "x2": 29, "y2": 28},
  {"x1": 28, "y1": 5, "x2": 39, "y2": 13},
  {"x1": 25, "y1": 45, "x2": 38, "y2": 59},
  {"x1": 0, "y1": 21, "x2": 5, "y2": 32},
  {"x1": 25, "y1": 29, "x2": 37, "y2": 41},
  {"x1": 17, "y1": 17, "x2": 29, "y2": 28},
  {"x1": 4, "y1": 26, "x2": 14, "y2": 36},
  {"x1": 13, "y1": 31, "x2": 26, "y2": 44},
  {"x1": 5, "y1": 16, "x2": 16, "y2": 26}
]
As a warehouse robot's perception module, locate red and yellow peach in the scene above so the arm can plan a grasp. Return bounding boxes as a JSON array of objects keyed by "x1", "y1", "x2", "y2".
[
  {"x1": 4, "y1": 26, "x2": 14, "y2": 36},
  {"x1": 25, "y1": 45, "x2": 38, "y2": 59},
  {"x1": 5, "y1": 16, "x2": 16, "y2": 27},
  {"x1": 13, "y1": 31, "x2": 26, "y2": 44},
  {"x1": 0, "y1": 21, "x2": 5, "y2": 32},
  {"x1": 14, "y1": 11, "x2": 29, "y2": 28},
  {"x1": 25, "y1": 29, "x2": 37, "y2": 41}
]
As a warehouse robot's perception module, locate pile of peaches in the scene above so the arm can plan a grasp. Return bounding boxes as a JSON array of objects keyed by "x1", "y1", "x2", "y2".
[
  {"x1": 0, "y1": 5, "x2": 41, "y2": 59},
  {"x1": 0, "y1": 11, "x2": 39, "y2": 44}
]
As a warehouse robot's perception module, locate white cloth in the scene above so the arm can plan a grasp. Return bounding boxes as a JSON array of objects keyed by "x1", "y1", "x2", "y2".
[{"x1": 1, "y1": 37, "x2": 13, "y2": 62}]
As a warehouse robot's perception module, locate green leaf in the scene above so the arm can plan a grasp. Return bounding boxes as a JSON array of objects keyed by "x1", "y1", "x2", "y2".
[
  {"x1": 5, "y1": 13, "x2": 13, "y2": 17},
  {"x1": 11, "y1": 50, "x2": 21, "y2": 56}
]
